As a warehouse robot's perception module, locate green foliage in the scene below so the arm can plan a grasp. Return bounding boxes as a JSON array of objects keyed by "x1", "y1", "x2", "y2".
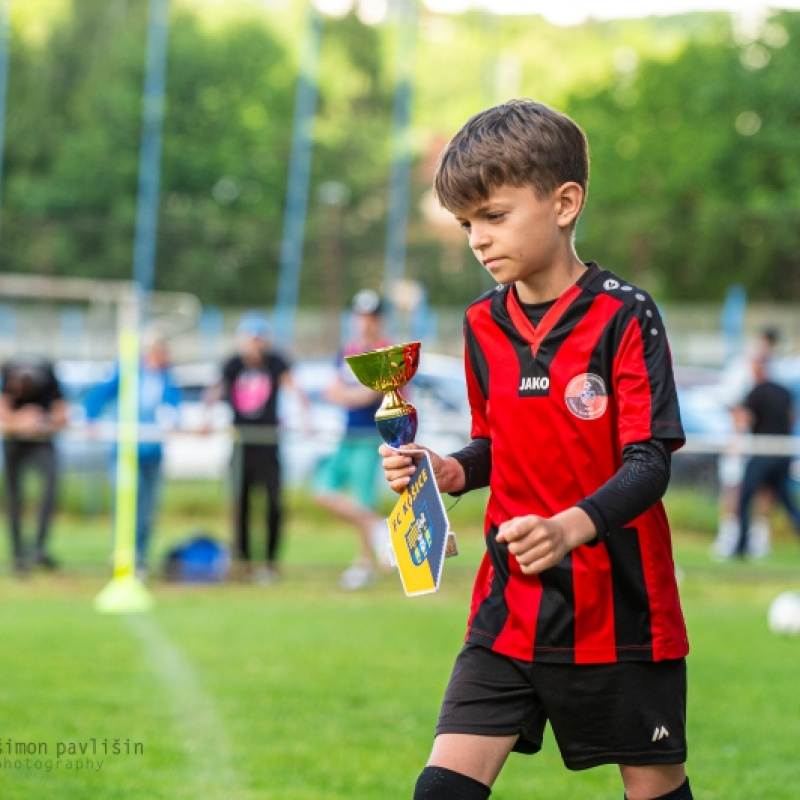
[
  {"x1": 4, "y1": 4, "x2": 800, "y2": 308},
  {"x1": 158, "y1": 12, "x2": 295, "y2": 304},
  {"x1": 568, "y1": 11, "x2": 800, "y2": 300}
]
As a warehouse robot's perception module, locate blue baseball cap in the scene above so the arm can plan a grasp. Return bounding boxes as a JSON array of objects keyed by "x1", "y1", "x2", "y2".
[
  {"x1": 351, "y1": 289, "x2": 384, "y2": 316},
  {"x1": 236, "y1": 312, "x2": 272, "y2": 339}
]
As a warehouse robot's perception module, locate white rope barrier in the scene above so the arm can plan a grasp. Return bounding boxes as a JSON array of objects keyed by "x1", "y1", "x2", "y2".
[{"x1": 680, "y1": 433, "x2": 800, "y2": 457}]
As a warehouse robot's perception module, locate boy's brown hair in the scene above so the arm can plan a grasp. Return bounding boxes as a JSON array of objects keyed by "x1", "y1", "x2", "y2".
[{"x1": 433, "y1": 98, "x2": 589, "y2": 215}]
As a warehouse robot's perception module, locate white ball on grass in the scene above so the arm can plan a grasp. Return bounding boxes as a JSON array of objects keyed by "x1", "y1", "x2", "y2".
[{"x1": 767, "y1": 591, "x2": 800, "y2": 636}]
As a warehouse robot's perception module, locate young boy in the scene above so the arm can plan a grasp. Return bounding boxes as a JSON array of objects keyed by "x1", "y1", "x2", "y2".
[{"x1": 380, "y1": 99, "x2": 692, "y2": 800}]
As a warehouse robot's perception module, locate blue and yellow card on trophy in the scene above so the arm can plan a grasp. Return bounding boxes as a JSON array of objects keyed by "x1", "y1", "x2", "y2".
[
  {"x1": 344, "y1": 341, "x2": 458, "y2": 596},
  {"x1": 386, "y1": 452, "x2": 458, "y2": 597}
]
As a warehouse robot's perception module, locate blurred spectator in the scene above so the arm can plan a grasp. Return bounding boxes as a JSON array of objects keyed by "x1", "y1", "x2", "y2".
[
  {"x1": 204, "y1": 312, "x2": 310, "y2": 585},
  {"x1": 313, "y1": 289, "x2": 393, "y2": 590},
  {"x1": 0, "y1": 355, "x2": 68, "y2": 574},
  {"x1": 713, "y1": 326, "x2": 781, "y2": 559},
  {"x1": 734, "y1": 353, "x2": 800, "y2": 558},
  {"x1": 85, "y1": 329, "x2": 181, "y2": 578}
]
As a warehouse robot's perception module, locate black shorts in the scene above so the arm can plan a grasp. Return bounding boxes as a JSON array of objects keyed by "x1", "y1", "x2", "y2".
[{"x1": 436, "y1": 643, "x2": 688, "y2": 771}]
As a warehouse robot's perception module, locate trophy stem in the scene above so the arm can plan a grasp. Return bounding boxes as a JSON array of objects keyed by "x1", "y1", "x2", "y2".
[{"x1": 379, "y1": 389, "x2": 411, "y2": 418}]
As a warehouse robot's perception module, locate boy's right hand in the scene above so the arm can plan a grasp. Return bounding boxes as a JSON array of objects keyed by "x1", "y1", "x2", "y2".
[
  {"x1": 378, "y1": 443, "x2": 465, "y2": 495},
  {"x1": 378, "y1": 443, "x2": 425, "y2": 494}
]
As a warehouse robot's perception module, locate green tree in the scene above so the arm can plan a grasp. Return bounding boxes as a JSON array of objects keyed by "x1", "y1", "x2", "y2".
[
  {"x1": 3, "y1": 0, "x2": 146, "y2": 278},
  {"x1": 0, "y1": 1, "x2": 398, "y2": 308},
  {"x1": 568, "y1": 11, "x2": 800, "y2": 301}
]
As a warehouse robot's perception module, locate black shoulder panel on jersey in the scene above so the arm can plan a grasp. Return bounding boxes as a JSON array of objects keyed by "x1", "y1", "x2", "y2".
[
  {"x1": 588, "y1": 268, "x2": 659, "y2": 324},
  {"x1": 589, "y1": 265, "x2": 685, "y2": 447}
]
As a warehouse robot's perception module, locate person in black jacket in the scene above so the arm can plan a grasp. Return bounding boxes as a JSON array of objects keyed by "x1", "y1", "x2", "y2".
[
  {"x1": 0, "y1": 356, "x2": 68, "y2": 574},
  {"x1": 735, "y1": 354, "x2": 800, "y2": 557}
]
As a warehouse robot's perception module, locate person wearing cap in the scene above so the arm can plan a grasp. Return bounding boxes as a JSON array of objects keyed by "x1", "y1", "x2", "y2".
[
  {"x1": 205, "y1": 311, "x2": 310, "y2": 584},
  {"x1": 313, "y1": 289, "x2": 393, "y2": 590}
]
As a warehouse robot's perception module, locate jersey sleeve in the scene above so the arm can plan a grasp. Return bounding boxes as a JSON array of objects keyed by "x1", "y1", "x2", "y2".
[
  {"x1": 613, "y1": 300, "x2": 685, "y2": 451},
  {"x1": 163, "y1": 373, "x2": 182, "y2": 409},
  {"x1": 85, "y1": 367, "x2": 121, "y2": 421},
  {"x1": 463, "y1": 316, "x2": 490, "y2": 441}
]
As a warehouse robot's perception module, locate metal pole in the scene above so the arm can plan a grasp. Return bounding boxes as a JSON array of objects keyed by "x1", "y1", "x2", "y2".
[
  {"x1": 383, "y1": 0, "x2": 417, "y2": 334},
  {"x1": 133, "y1": 0, "x2": 171, "y2": 305},
  {"x1": 273, "y1": 3, "x2": 324, "y2": 346},
  {"x1": 0, "y1": 0, "x2": 12, "y2": 256}
]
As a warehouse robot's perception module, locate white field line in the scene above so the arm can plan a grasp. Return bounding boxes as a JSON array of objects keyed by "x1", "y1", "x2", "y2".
[{"x1": 125, "y1": 614, "x2": 241, "y2": 796}]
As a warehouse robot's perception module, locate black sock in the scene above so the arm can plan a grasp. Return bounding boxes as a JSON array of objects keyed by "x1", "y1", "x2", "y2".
[
  {"x1": 414, "y1": 766, "x2": 491, "y2": 800},
  {"x1": 625, "y1": 777, "x2": 693, "y2": 800}
]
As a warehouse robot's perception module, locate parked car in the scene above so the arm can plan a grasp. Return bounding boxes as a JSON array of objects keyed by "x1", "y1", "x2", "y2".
[
  {"x1": 672, "y1": 358, "x2": 800, "y2": 490},
  {"x1": 162, "y1": 351, "x2": 473, "y2": 486},
  {"x1": 673, "y1": 375, "x2": 731, "y2": 490},
  {"x1": 276, "y1": 351, "x2": 473, "y2": 487},
  {"x1": 31, "y1": 352, "x2": 790, "y2": 495}
]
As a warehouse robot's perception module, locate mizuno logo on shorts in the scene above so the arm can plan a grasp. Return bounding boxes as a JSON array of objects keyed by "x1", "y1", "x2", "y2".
[{"x1": 652, "y1": 726, "x2": 670, "y2": 742}]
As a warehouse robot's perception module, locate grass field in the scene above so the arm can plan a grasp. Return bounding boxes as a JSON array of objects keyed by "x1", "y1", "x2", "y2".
[{"x1": 1, "y1": 483, "x2": 799, "y2": 799}]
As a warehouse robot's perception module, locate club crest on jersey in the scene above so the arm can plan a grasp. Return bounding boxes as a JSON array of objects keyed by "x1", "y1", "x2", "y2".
[{"x1": 565, "y1": 373, "x2": 608, "y2": 420}]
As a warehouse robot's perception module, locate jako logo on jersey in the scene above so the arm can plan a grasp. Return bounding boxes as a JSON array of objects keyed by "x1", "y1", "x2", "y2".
[
  {"x1": 565, "y1": 373, "x2": 608, "y2": 420},
  {"x1": 519, "y1": 376, "x2": 550, "y2": 392}
]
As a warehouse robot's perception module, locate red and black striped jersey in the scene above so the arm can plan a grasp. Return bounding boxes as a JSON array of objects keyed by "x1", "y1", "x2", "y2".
[{"x1": 462, "y1": 263, "x2": 689, "y2": 664}]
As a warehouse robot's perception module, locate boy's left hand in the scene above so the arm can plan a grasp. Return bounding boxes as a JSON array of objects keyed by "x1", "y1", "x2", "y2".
[{"x1": 496, "y1": 507, "x2": 597, "y2": 575}]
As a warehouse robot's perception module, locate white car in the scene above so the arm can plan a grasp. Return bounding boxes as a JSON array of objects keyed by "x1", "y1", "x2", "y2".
[{"x1": 51, "y1": 353, "x2": 473, "y2": 486}]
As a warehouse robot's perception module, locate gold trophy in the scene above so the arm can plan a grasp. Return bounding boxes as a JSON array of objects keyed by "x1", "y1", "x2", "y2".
[{"x1": 345, "y1": 341, "x2": 420, "y2": 448}]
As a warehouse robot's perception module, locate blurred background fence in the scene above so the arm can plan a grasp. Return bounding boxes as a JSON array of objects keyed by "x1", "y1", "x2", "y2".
[{"x1": 2, "y1": 295, "x2": 800, "y2": 364}]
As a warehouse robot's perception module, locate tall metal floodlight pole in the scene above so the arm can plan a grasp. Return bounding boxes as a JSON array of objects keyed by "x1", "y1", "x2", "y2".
[
  {"x1": 131, "y1": 0, "x2": 171, "y2": 310},
  {"x1": 0, "y1": 0, "x2": 12, "y2": 254},
  {"x1": 273, "y1": 3, "x2": 324, "y2": 346},
  {"x1": 383, "y1": 0, "x2": 417, "y2": 335},
  {"x1": 96, "y1": 0, "x2": 171, "y2": 614}
]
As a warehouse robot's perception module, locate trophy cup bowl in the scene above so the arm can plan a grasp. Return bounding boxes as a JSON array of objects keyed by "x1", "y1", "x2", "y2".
[{"x1": 345, "y1": 341, "x2": 421, "y2": 447}]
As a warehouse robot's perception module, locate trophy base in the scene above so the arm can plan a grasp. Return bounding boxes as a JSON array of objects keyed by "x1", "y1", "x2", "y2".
[{"x1": 376, "y1": 409, "x2": 418, "y2": 448}]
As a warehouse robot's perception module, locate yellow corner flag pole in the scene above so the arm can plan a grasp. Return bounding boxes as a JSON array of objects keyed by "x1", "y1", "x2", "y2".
[{"x1": 95, "y1": 320, "x2": 154, "y2": 614}]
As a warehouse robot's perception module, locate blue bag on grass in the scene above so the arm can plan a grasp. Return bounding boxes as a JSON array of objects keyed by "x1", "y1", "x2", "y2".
[{"x1": 164, "y1": 533, "x2": 230, "y2": 583}]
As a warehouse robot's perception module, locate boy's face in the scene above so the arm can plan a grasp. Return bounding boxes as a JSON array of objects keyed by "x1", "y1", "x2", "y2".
[{"x1": 453, "y1": 183, "x2": 581, "y2": 300}]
